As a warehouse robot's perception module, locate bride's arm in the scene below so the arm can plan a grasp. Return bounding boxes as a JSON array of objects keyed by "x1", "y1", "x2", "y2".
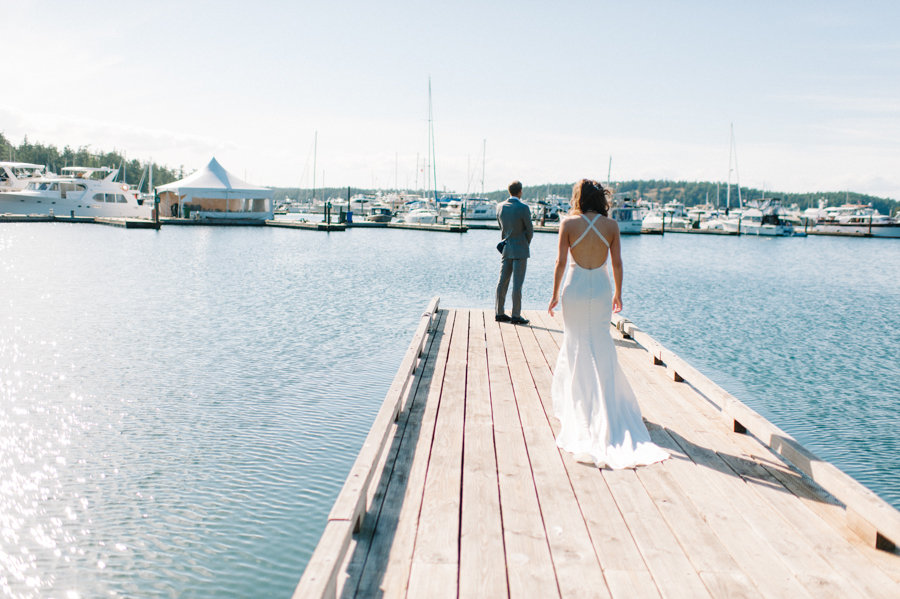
[
  {"x1": 609, "y1": 223, "x2": 624, "y2": 313},
  {"x1": 548, "y1": 219, "x2": 569, "y2": 315}
]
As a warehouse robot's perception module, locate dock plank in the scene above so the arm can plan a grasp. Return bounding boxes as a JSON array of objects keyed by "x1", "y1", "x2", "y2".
[
  {"x1": 406, "y1": 310, "x2": 469, "y2": 599},
  {"x1": 484, "y1": 316, "x2": 561, "y2": 599},
  {"x1": 459, "y1": 311, "x2": 508, "y2": 599},
  {"x1": 498, "y1": 320, "x2": 611, "y2": 599},
  {"x1": 517, "y1": 316, "x2": 710, "y2": 599},
  {"x1": 378, "y1": 310, "x2": 457, "y2": 598}
]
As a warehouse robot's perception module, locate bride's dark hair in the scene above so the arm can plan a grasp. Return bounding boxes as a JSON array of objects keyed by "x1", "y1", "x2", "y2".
[{"x1": 571, "y1": 179, "x2": 609, "y2": 216}]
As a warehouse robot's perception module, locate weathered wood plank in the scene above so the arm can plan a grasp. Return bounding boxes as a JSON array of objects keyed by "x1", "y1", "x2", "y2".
[
  {"x1": 484, "y1": 313, "x2": 561, "y2": 599},
  {"x1": 632, "y1": 354, "x2": 868, "y2": 598},
  {"x1": 379, "y1": 310, "x2": 457, "y2": 598},
  {"x1": 498, "y1": 321, "x2": 611, "y2": 599},
  {"x1": 407, "y1": 310, "x2": 469, "y2": 599},
  {"x1": 516, "y1": 318, "x2": 656, "y2": 577},
  {"x1": 459, "y1": 311, "x2": 508, "y2": 599}
]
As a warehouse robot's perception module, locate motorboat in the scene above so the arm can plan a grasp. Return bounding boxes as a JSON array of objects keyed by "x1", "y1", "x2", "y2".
[
  {"x1": 609, "y1": 199, "x2": 642, "y2": 234},
  {"x1": 349, "y1": 194, "x2": 377, "y2": 216},
  {"x1": 443, "y1": 197, "x2": 497, "y2": 221},
  {"x1": 723, "y1": 201, "x2": 794, "y2": 235},
  {"x1": 663, "y1": 201, "x2": 688, "y2": 218},
  {"x1": 0, "y1": 167, "x2": 151, "y2": 218},
  {"x1": 643, "y1": 209, "x2": 690, "y2": 230},
  {"x1": 0, "y1": 162, "x2": 49, "y2": 192},
  {"x1": 813, "y1": 204, "x2": 900, "y2": 237},
  {"x1": 404, "y1": 208, "x2": 440, "y2": 224},
  {"x1": 365, "y1": 207, "x2": 393, "y2": 222}
]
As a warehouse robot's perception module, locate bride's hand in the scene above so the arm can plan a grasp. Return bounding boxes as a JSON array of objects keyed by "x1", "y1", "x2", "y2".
[
  {"x1": 612, "y1": 294, "x2": 623, "y2": 313},
  {"x1": 548, "y1": 296, "x2": 559, "y2": 316}
]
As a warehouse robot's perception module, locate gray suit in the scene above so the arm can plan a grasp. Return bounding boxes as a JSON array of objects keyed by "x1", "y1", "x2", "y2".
[{"x1": 495, "y1": 197, "x2": 534, "y2": 318}]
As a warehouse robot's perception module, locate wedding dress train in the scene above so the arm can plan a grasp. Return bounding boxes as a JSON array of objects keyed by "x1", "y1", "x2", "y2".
[{"x1": 552, "y1": 214, "x2": 669, "y2": 469}]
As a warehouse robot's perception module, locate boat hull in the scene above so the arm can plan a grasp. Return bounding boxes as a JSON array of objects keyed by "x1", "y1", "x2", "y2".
[
  {"x1": 0, "y1": 191, "x2": 151, "y2": 218},
  {"x1": 814, "y1": 223, "x2": 900, "y2": 238}
]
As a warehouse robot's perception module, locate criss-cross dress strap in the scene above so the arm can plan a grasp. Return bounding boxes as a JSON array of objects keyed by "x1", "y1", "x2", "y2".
[{"x1": 570, "y1": 213, "x2": 610, "y2": 248}]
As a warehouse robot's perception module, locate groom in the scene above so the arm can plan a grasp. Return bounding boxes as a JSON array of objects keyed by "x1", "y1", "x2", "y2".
[{"x1": 495, "y1": 180, "x2": 534, "y2": 325}]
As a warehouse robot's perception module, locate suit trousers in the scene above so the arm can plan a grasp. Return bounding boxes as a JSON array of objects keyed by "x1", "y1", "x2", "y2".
[{"x1": 496, "y1": 258, "x2": 527, "y2": 318}]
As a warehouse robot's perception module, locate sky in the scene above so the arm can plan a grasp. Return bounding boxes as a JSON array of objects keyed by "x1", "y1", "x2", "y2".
[{"x1": 3, "y1": 1, "x2": 900, "y2": 199}]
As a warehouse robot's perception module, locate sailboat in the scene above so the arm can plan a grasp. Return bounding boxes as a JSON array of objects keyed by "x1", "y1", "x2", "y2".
[{"x1": 406, "y1": 79, "x2": 441, "y2": 225}]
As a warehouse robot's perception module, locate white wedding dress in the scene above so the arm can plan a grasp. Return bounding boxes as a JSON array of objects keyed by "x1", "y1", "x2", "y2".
[{"x1": 552, "y1": 214, "x2": 670, "y2": 469}]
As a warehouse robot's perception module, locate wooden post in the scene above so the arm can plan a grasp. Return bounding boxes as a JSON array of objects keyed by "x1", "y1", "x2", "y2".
[{"x1": 869, "y1": 213, "x2": 873, "y2": 236}]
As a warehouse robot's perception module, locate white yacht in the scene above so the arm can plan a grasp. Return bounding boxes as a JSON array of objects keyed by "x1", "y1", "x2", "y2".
[
  {"x1": 643, "y1": 209, "x2": 690, "y2": 230},
  {"x1": 443, "y1": 197, "x2": 497, "y2": 221},
  {"x1": 609, "y1": 199, "x2": 642, "y2": 234},
  {"x1": 723, "y1": 203, "x2": 794, "y2": 236},
  {"x1": 0, "y1": 162, "x2": 49, "y2": 192},
  {"x1": 0, "y1": 167, "x2": 151, "y2": 218},
  {"x1": 349, "y1": 194, "x2": 377, "y2": 215},
  {"x1": 813, "y1": 204, "x2": 900, "y2": 237},
  {"x1": 404, "y1": 208, "x2": 440, "y2": 224}
]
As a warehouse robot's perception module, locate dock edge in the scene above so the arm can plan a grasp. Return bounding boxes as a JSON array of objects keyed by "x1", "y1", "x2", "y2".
[
  {"x1": 611, "y1": 313, "x2": 900, "y2": 552},
  {"x1": 293, "y1": 297, "x2": 441, "y2": 599}
]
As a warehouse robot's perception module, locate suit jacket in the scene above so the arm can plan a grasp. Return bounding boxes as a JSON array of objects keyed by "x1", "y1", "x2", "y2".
[{"x1": 497, "y1": 197, "x2": 534, "y2": 259}]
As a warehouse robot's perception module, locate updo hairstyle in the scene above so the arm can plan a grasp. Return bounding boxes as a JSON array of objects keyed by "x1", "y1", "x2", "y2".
[{"x1": 570, "y1": 179, "x2": 609, "y2": 216}]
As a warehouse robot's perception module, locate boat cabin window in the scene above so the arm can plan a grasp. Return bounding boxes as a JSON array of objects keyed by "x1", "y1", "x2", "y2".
[
  {"x1": 59, "y1": 182, "x2": 85, "y2": 198},
  {"x1": 116, "y1": 194, "x2": 128, "y2": 203},
  {"x1": 93, "y1": 193, "x2": 105, "y2": 202}
]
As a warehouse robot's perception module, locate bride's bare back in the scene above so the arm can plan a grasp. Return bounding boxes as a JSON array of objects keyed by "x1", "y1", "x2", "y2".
[{"x1": 561, "y1": 211, "x2": 621, "y2": 270}]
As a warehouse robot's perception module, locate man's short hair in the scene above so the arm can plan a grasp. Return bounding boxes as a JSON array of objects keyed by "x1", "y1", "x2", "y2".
[{"x1": 508, "y1": 180, "x2": 523, "y2": 197}]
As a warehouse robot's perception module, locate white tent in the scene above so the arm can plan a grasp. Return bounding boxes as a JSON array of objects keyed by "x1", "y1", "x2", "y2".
[{"x1": 156, "y1": 157, "x2": 274, "y2": 220}]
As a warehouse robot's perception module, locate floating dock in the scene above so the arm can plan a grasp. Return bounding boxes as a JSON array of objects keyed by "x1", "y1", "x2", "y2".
[
  {"x1": 296, "y1": 299, "x2": 900, "y2": 598},
  {"x1": 266, "y1": 219, "x2": 347, "y2": 231},
  {"x1": 94, "y1": 217, "x2": 160, "y2": 229}
]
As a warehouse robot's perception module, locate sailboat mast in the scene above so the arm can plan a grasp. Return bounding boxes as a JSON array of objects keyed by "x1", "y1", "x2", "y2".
[
  {"x1": 607, "y1": 155, "x2": 612, "y2": 187},
  {"x1": 425, "y1": 81, "x2": 431, "y2": 200},
  {"x1": 733, "y1": 126, "x2": 742, "y2": 209},
  {"x1": 726, "y1": 123, "x2": 733, "y2": 209},
  {"x1": 312, "y1": 131, "x2": 317, "y2": 203},
  {"x1": 482, "y1": 139, "x2": 486, "y2": 197},
  {"x1": 429, "y1": 78, "x2": 438, "y2": 201}
]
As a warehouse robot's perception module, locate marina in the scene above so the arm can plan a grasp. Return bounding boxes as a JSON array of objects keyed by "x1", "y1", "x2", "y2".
[{"x1": 297, "y1": 301, "x2": 900, "y2": 598}]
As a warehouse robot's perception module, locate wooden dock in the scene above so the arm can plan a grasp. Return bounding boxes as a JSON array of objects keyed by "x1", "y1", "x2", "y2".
[
  {"x1": 266, "y1": 219, "x2": 347, "y2": 231},
  {"x1": 94, "y1": 217, "x2": 160, "y2": 229},
  {"x1": 296, "y1": 299, "x2": 900, "y2": 598}
]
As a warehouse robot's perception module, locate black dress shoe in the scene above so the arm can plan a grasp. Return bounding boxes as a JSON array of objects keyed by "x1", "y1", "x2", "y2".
[
  {"x1": 510, "y1": 316, "x2": 530, "y2": 325},
  {"x1": 495, "y1": 314, "x2": 511, "y2": 322}
]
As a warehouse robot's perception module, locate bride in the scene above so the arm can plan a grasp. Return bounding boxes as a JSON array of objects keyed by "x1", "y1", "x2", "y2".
[{"x1": 547, "y1": 180, "x2": 669, "y2": 469}]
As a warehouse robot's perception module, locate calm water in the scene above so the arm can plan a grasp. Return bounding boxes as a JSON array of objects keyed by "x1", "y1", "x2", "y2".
[{"x1": 0, "y1": 223, "x2": 898, "y2": 597}]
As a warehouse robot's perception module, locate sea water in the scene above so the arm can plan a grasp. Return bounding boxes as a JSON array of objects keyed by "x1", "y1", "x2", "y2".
[{"x1": 0, "y1": 223, "x2": 898, "y2": 597}]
